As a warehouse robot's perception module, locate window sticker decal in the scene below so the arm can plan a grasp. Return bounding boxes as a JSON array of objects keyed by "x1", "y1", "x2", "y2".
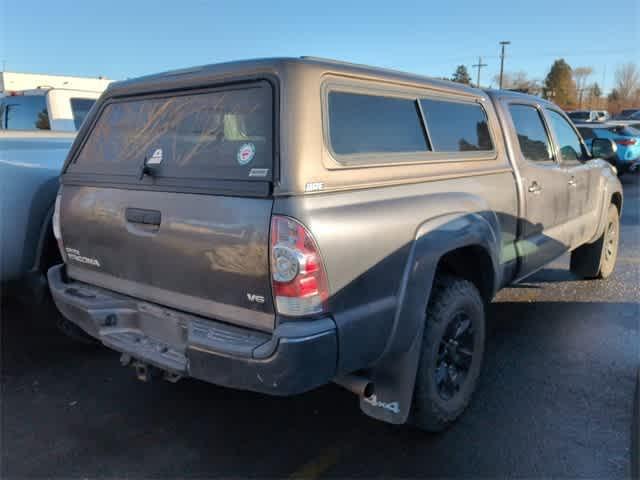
[
  {"x1": 147, "y1": 148, "x2": 163, "y2": 165},
  {"x1": 249, "y1": 168, "x2": 269, "y2": 177},
  {"x1": 237, "y1": 143, "x2": 256, "y2": 165}
]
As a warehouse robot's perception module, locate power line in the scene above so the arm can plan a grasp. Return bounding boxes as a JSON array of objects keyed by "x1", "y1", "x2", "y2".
[{"x1": 472, "y1": 56, "x2": 488, "y2": 88}]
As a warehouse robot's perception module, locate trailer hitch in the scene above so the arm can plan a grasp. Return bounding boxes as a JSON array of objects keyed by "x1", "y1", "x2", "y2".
[{"x1": 120, "y1": 354, "x2": 183, "y2": 383}]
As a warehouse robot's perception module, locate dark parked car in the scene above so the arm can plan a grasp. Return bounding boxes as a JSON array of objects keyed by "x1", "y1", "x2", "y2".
[{"x1": 613, "y1": 108, "x2": 640, "y2": 120}]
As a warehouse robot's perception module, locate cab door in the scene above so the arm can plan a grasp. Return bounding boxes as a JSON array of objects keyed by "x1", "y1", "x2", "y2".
[
  {"x1": 503, "y1": 102, "x2": 571, "y2": 276},
  {"x1": 544, "y1": 109, "x2": 600, "y2": 248}
]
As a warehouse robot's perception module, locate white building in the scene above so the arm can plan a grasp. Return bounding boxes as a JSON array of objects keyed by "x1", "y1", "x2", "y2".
[{"x1": 0, "y1": 71, "x2": 112, "y2": 94}]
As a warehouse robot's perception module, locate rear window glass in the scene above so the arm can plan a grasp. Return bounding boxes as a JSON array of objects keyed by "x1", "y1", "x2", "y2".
[
  {"x1": 0, "y1": 95, "x2": 50, "y2": 130},
  {"x1": 70, "y1": 98, "x2": 96, "y2": 130},
  {"x1": 69, "y1": 83, "x2": 273, "y2": 180},
  {"x1": 419, "y1": 99, "x2": 493, "y2": 152},
  {"x1": 328, "y1": 91, "x2": 428, "y2": 155}
]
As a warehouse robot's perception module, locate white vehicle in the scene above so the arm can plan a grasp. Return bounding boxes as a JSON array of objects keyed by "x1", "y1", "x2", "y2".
[
  {"x1": 0, "y1": 88, "x2": 104, "y2": 132},
  {"x1": 567, "y1": 110, "x2": 608, "y2": 123},
  {"x1": 1, "y1": 71, "x2": 111, "y2": 131},
  {"x1": 1, "y1": 75, "x2": 110, "y2": 341}
]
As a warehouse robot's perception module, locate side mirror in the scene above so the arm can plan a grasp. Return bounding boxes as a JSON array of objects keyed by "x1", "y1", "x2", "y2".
[{"x1": 591, "y1": 138, "x2": 618, "y2": 164}]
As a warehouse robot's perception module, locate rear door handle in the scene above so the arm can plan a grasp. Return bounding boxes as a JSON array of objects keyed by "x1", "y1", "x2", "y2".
[
  {"x1": 125, "y1": 208, "x2": 161, "y2": 226},
  {"x1": 568, "y1": 177, "x2": 577, "y2": 187},
  {"x1": 528, "y1": 181, "x2": 542, "y2": 194}
]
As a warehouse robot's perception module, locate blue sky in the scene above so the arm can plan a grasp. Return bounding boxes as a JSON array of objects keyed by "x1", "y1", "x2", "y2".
[{"x1": 1, "y1": 0, "x2": 637, "y2": 92}]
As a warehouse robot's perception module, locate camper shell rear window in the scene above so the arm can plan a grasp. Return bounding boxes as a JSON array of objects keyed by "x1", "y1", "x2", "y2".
[{"x1": 68, "y1": 81, "x2": 274, "y2": 183}]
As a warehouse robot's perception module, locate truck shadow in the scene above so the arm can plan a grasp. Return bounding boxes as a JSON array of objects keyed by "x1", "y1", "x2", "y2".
[
  {"x1": 2, "y1": 293, "x2": 637, "y2": 478},
  {"x1": 2, "y1": 200, "x2": 638, "y2": 477}
]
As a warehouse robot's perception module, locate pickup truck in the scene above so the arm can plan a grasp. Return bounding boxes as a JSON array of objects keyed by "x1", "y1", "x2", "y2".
[
  {"x1": 48, "y1": 58, "x2": 623, "y2": 431},
  {"x1": 1, "y1": 87, "x2": 106, "y2": 339}
]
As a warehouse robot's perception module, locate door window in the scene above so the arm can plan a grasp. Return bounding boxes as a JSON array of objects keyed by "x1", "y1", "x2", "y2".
[
  {"x1": 70, "y1": 98, "x2": 96, "y2": 130},
  {"x1": 508, "y1": 104, "x2": 553, "y2": 162},
  {"x1": 577, "y1": 127, "x2": 595, "y2": 140},
  {"x1": 546, "y1": 109, "x2": 586, "y2": 162}
]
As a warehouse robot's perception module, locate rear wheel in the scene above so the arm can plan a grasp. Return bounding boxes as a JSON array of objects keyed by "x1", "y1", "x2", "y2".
[
  {"x1": 38, "y1": 228, "x2": 99, "y2": 346},
  {"x1": 410, "y1": 274, "x2": 485, "y2": 432},
  {"x1": 570, "y1": 203, "x2": 619, "y2": 279},
  {"x1": 38, "y1": 290, "x2": 100, "y2": 346}
]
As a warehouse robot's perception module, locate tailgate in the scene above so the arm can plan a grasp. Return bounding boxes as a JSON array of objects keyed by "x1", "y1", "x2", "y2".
[{"x1": 59, "y1": 80, "x2": 276, "y2": 331}]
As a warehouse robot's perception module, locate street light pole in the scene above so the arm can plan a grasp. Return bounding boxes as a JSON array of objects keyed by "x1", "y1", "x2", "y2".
[
  {"x1": 472, "y1": 56, "x2": 488, "y2": 88},
  {"x1": 499, "y1": 41, "x2": 511, "y2": 89}
]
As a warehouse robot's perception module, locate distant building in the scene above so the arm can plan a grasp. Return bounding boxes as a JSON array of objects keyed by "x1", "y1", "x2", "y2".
[{"x1": 0, "y1": 71, "x2": 112, "y2": 94}]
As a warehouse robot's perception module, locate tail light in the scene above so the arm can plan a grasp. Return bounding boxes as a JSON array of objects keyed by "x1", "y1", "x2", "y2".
[
  {"x1": 615, "y1": 138, "x2": 637, "y2": 146},
  {"x1": 270, "y1": 216, "x2": 329, "y2": 317},
  {"x1": 52, "y1": 191, "x2": 67, "y2": 262}
]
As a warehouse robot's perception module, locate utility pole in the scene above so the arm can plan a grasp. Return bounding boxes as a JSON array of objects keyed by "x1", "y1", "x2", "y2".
[
  {"x1": 499, "y1": 41, "x2": 511, "y2": 89},
  {"x1": 601, "y1": 65, "x2": 607, "y2": 109},
  {"x1": 472, "y1": 56, "x2": 488, "y2": 88}
]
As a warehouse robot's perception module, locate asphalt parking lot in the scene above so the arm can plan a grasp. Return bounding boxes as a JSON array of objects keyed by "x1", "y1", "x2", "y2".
[{"x1": 2, "y1": 175, "x2": 638, "y2": 479}]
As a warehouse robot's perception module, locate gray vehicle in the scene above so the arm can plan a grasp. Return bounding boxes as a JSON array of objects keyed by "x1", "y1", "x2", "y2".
[
  {"x1": 48, "y1": 58, "x2": 623, "y2": 430},
  {"x1": 1, "y1": 88, "x2": 104, "y2": 315}
]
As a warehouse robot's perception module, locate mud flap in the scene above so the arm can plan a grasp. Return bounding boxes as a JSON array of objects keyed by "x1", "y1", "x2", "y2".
[
  {"x1": 358, "y1": 212, "x2": 500, "y2": 425},
  {"x1": 359, "y1": 323, "x2": 424, "y2": 424}
]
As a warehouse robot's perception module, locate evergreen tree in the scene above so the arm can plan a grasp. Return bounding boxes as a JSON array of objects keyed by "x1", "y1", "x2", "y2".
[
  {"x1": 451, "y1": 65, "x2": 472, "y2": 85},
  {"x1": 543, "y1": 59, "x2": 577, "y2": 109}
]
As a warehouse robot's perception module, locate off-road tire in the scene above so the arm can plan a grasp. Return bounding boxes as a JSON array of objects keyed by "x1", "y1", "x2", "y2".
[
  {"x1": 570, "y1": 203, "x2": 619, "y2": 279},
  {"x1": 410, "y1": 274, "x2": 486, "y2": 432}
]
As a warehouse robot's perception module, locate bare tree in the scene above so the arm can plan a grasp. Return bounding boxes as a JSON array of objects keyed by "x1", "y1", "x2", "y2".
[
  {"x1": 493, "y1": 71, "x2": 542, "y2": 96},
  {"x1": 586, "y1": 83, "x2": 602, "y2": 109},
  {"x1": 614, "y1": 63, "x2": 640, "y2": 104},
  {"x1": 573, "y1": 67, "x2": 593, "y2": 108}
]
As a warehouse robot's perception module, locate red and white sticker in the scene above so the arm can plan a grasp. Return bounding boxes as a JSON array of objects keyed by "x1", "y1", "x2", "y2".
[{"x1": 237, "y1": 143, "x2": 256, "y2": 165}]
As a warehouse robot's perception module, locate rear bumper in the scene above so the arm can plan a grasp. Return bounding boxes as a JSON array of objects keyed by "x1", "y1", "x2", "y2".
[{"x1": 47, "y1": 264, "x2": 337, "y2": 395}]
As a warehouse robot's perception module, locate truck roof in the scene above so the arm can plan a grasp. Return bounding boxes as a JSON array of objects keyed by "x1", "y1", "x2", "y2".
[
  {"x1": 483, "y1": 88, "x2": 557, "y2": 109},
  {"x1": 104, "y1": 57, "x2": 484, "y2": 98}
]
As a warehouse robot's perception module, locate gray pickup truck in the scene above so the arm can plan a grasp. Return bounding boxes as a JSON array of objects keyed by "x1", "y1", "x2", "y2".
[{"x1": 48, "y1": 58, "x2": 622, "y2": 431}]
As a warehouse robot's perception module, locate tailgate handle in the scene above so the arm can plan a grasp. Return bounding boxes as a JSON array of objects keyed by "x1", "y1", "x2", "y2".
[{"x1": 125, "y1": 208, "x2": 161, "y2": 226}]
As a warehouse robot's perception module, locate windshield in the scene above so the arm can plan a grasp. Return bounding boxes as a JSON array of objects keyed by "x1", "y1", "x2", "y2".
[
  {"x1": 68, "y1": 82, "x2": 273, "y2": 181},
  {"x1": 568, "y1": 111, "x2": 590, "y2": 121}
]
